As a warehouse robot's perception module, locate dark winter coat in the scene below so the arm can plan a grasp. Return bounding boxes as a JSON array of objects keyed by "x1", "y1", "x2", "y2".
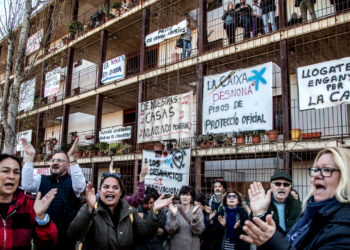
[
  {"x1": 67, "y1": 199, "x2": 162, "y2": 250},
  {"x1": 260, "y1": 0, "x2": 276, "y2": 14},
  {"x1": 268, "y1": 194, "x2": 302, "y2": 230},
  {"x1": 261, "y1": 202, "x2": 350, "y2": 250},
  {"x1": 210, "y1": 206, "x2": 250, "y2": 250}
]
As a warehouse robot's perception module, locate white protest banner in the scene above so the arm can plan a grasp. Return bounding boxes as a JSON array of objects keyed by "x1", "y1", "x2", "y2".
[
  {"x1": 34, "y1": 168, "x2": 51, "y2": 177},
  {"x1": 18, "y1": 79, "x2": 36, "y2": 111},
  {"x1": 101, "y1": 55, "x2": 125, "y2": 84},
  {"x1": 203, "y1": 62, "x2": 273, "y2": 134},
  {"x1": 16, "y1": 130, "x2": 32, "y2": 151},
  {"x1": 297, "y1": 57, "x2": 350, "y2": 110},
  {"x1": 137, "y1": 91, "x2": 193, "y2": 143},
  {"x1": 99, "y1": 126, "x2": 132, "y2": 142},
  {"x1": 145, "y1": 20, "x2": 187, "y2": 47},
  {"x1": 44, "y1": 67, "x2": 61, "y2": 97},
  {"x1": 26, "y1": 29, "x2": 43, "y2": 55},
  {"x1": 142, "y1": 149, "x2": 190, "y2": 195}
]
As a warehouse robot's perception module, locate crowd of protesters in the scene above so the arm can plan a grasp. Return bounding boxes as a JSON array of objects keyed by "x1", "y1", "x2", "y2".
[{"x1": 0, "y1": 138, "x2": 350, "y2": 249}]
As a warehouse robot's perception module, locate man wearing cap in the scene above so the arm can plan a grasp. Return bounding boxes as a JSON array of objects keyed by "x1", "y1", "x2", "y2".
[{"x1": 268, "y1": 171, "x2": 302, "y2": 231}]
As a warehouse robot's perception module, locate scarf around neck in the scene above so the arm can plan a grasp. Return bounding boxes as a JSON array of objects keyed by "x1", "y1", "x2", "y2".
[
  {"x1": 286, "y1": 196, "x2": 339, "y2": 247},
  {"x1": 225, "y1": 205, "x2": 240, "y2": 243}
]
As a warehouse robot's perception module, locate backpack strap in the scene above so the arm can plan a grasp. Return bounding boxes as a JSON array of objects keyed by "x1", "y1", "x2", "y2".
[
  {"x1": 129, "y1": 206, "x2": 134, "y2": 224},
  {"x1": 178, "y1": 207, "x2": 191, "y2": 225}
]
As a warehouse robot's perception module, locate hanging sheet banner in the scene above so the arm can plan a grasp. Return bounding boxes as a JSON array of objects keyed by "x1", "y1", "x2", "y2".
[
  {"x1": 18, "y1": 79, "x2": 36, "y2": 111},
  {"x1": 137, "y1": 91, "x2": 193, "y2": 143},
  {"x1": 142, "y1": 149, "x2": 190, "y2": 195},
  {"x1": 16, "y1": 130, "x2": 32, "y2": 151},
  {"x1": 145, "y1": 20, "x2": 187, "y2": 47},
  {"x1": 203, "y1": 62, "x2": 273, "y2": 134},
  {"x1": 297, "y1": 57, "x2": 350, "y2": 110},
  {"x1": 44, "y1": 67, "x2": 61, "y2": 97},
  {"x1": 26, "y1": 29, "x2": 43, "y2": 55},
  {"x1": 101, "y1": 55, "x2": 125, "y2": 84},
  {"x1": 99, "y1": 126, "x2": 132, "y2": 142}
]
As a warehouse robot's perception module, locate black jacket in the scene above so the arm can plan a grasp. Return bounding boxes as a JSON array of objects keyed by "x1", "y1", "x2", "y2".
[
  {"x1": 210, "y1": 206, "x2": 250, "y2": 250},
  {"x1": 260, "y1": 0, "x2": 276, "y2": 14},
  {"x1": 295, "y1": 0, "x2": 316, "y2": 7},
  {"x1": 261, "y1": 202, "x2": 350, "y2": 250}
]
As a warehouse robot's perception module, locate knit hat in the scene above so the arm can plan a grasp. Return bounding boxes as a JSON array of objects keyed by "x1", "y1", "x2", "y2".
[{"x1": 271, "y1": 171, "x2": 292, "y2": 183}]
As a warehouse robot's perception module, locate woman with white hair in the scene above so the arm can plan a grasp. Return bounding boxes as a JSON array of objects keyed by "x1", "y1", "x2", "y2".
[{"x1": 240, "y1": 147, "x2": 350, "y2": 249}]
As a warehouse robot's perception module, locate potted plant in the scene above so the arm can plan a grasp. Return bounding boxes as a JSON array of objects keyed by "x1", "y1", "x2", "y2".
[
  {"x1": 52, "y1": 137, "x2": 58, "y2": 145},
  {"x1": 102, "y1": 4, "x2": 114, "y2": 21},
  {"x1": 247, "y1": 130, "x2": 266, "y2": 144},
  {"x1": 154, "y1": 142, "x2": 165, "y2": 151},
  {"x1": 35, "y1": 154, "x2": 43, "y2": 162},
  {"x1": 121, "y1": 143, "x2": 132, "y2": 154},
  {"x1": 62, "y1": 36, "x2": 70, "y2": 45},
  {"x1": 108, "y1": 150, "x2": 114, "y2": 156},
  {"x1": 196, "y1": 135, "x2": 206, "y2": 148},
  {"x1": 267, "y1": 130, "x2": 279, "y2": 141},
  {"x1": 36, "y1": 138, "x2": 44, "y2": 149},
  {"x1": 291, "y1": 129, "x2": 302, "y2": 141},
  {"x1": 109, "y1": 142, "x2": 121, "y2": 153},
  {"x1": 44, "y1": 153, "x2": 53, "y2": 161},
  {"x1": 45, "y1": 138, "x2": 55, "y2": 151},
  {"x1": 301, "y1": 132, "x2": 322, "y2": 140},
  {"x1": 225, "y1": 135, "x2": 233, "y2": 146},
  {"x1": 68, "y1": 21, "x2": 83, "y2": 37},
  {"x1": 177, "y1": 141, "x2": 190, "y2": 151},
  {"x1": 85, "y1": 134, "x2": 94, "y2": 140},
  {"x1": 71, "y1": 131, "x2": 78, "y2": 141},
  {"x1": 77, "y1": 145, "x2": 85, "y2": 158},
  {"x1": 213, "y1": 133, "x2": 226, "y2": 147},
  {"x1": 87, "y1": 144, "x2": 95, "y2": 157},
  {"x1": 233, "y1": 131, "x2": 246, "y2": 145},
  {"x1": 60, "y1": 143, "x2": 71, "y2": 152},
  {"x1": 111, "y1": 1, "x2": 122, "y2": 16},
  {"x1": 95, "y1": 142, "x2": 109, "y2": 156}
]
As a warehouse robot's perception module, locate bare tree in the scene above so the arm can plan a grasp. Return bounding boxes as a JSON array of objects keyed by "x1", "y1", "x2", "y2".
[{"x1": 0, "y1": 0, "x2": 67, "y2": 154}]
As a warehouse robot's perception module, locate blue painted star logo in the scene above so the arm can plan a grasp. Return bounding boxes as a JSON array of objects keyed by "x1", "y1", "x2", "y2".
[
  {"x1": 248, "y1": 67, "x2": 267, "y2": 91},
  {"x1": 166, "y1": 157, "x2": 172, "y2": 166}
]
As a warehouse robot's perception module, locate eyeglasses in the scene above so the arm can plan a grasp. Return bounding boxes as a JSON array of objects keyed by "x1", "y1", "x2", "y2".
[
  {"x1": 272, "y1": 182, "x2": 291, "y2": 187},
  {"x1": 49, "y1": 158, "x2": 68, "y2": 163},
  {"x1": 309, "y1": 167, "x2": 340, "y2": 178},
  {"x1": 101, "y1": 172, "x2": 122, "y2": 179},
  {"x1": 227, "y1": 194, "x2": 237, "y2": 199}
]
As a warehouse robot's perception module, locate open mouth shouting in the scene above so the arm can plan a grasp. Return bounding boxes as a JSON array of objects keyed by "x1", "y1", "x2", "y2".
[
  {"x1": 106, "y1": 195, "x2": 115, "y2": 201},
  {"x1": 4, "y1": 183, "x2": 15, "y2": 189}
]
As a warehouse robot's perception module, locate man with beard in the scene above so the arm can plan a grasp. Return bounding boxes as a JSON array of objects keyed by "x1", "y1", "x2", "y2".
[
  {"x1": 267, "y1": 171, "x2": 302, "y2": 231},
  {"x1": 208, "y1": 179, "x2": 227, "y2": 212},
  {"x1": 21, "y1": 137, "x2": 86, "y2": 250}
]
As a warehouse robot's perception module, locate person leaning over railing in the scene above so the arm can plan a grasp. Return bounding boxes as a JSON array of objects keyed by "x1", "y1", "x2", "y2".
[
  {"x1": 0, "y1": 154, "x2": 58, "y2": 249},
  {"x1": 240, "y1": 147, "x2": 350, "y2": 250},
  {"x1": 67, "y1": 170, "x2": 174, "y2": 250}
]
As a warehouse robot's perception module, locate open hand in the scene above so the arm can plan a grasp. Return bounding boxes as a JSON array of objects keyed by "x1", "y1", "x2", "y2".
[
  {"x1": 234, "y1": 220, "x2": 241, "y2": 229},
  {"x1": 138, "y1": 213, "x2": 144, "y2": 219},
  {"x1": 209, "y1": 210, "x2": 217, "y2": 220},
  {"x1": 85, "y1": 182, "x2": 96, "y2": 212},
  {"x1": 240, "y1": 215, "x2": 276, "y2": 246},
  {"x1": 192, "y1": 204, "x2": 201, "y2": 219},
  {"x1": 249, "y1": 182, "x2": 271, "y2": 216},
  {"x1": 154, "y1": 194, "x2": 174, "y2": 211},
  {"x1": 204, "y1": 205, "x2": 212, "y2": 214},
  {"x1": 218, "y1": 215, "x2": 226, "y2": 227},
  {"x1": 68, "y1": 136, "x2": 79, "y2": 160},
  {"x1": 169, "y1": 203, "x2": 178, "y2": 215},
  {"x1": 109, "y1": 161, "x2": 115, "y2": 173},
  {"x1": 21, "y1": 138, "x2": 35, "y2": 162},
  {"x1": 139, "y1": 163, "x2": 149, "y2": 182},
  {"x1": 34, "y1": 189, "x2": 57, "y2": 220}
]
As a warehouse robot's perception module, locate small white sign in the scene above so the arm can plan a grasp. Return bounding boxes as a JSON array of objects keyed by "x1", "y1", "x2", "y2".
[
  {"x1": 101, "y1": 55, "x2": 125, "y2": 84},
  {"x1": 18, "y1": 79, "x2": 36, "y2": 112},
  {"x1": 142, "y1": 149, "x2": 190, "y2": 195},
  {"x1": 297, "y1": 57, "x2": 350, "y2": 110},
  {"x1": 16, "y1": 130, "x2": 32, "y2": 151},
  {"x1": 44, "y1": 67, "x2": 61, "y2": 97},
  {"x1": 99, "y1": 126, "x2": 132, "y2": 142},
  {"x1": 145, "y1": 20, "x2": 187, "y2": 47}
]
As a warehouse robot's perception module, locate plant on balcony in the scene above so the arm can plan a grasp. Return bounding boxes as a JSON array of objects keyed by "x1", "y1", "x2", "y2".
[
  {"x1": 111, "y1": 2, "x2": 122, "y2": 16},
  {"x1": 164, "y1": 139, "x2": 176, "y2": 150},
  {"x1": 70, "y1": 131, "x2": 78, "y2": 140},
  {"x1": 247, "y1": 130, "x2": 266, "y2": 144},
  {"x1": 109, "y1": 142, "x2": 121, "y2": 153},
  {"x1": 77, "y1": 145, "x2": 85, "y2": 158},
  {"x1": 60, "y1": 142, "x2": 71, "y2": 152},
  {"x1": 35, "y1": 154, "x2": 43, "y2": 162},
  {"x1": 44, "y1": 153, "x2": 53, "y2": 161},
  {"x1": 95, "y1": 142, "x2": 109, "y2": 156},
  {"x1": 87, "y1": 144, "x2": 95, "y2": 157},
  {"x1": 61, "y1": 36, "x2": 71, "y2": 45},
  {"x1": 177, "y1": 141, "x2": 190, "y2": 151},
  {"x1": 213, "y1": 133, "x2": 226, "y2": 146},
  {"x1": 102, "y1": 4, "x2": 114, "y2": 21},
  {"x1": 52, "y1": 137, "x2": 58, "y2": 145},
  {"x1": 36, "y1": 138, "x2": 44, "y2": 149},
  {"x1": 225, "y1": 135, "x2": 233, "y2": 145},
  {"x1": 45, "y1": 138, "x2": 55, "y2": 150},
  {"x1": 68, "y1": 21, "x2": 83, "y2": 37},
  {"x1": 120, "y1": 143, "x2": 132, "y2": 154},
  {"x1": 233, "y1": 131, "x2": 246, "y2": 145},
  {"x1": 267, "y1": 130, "x2": 279, "y2": 141}
]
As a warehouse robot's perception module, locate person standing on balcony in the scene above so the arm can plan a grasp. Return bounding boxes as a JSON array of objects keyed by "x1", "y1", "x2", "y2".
[
  {"x1": 222, "y1": 3, "x2": 236, "y2": 44},
  {"x1": 20, "y1": 137, "x2": 86, "y2": 250},
  {"x1": 267, "y1": 171, "x2": 302, "y2": 231},
  {"x1": 295, "y1": 0, "x2": 317, "y2": 23},
  {"x1": 252, "y1": 0, "x2": 263, "y2": 37},
  {"x1": 181, "y1": 19, "x2": 192, "y2": 59},
  {"x1": 261, "y1": 0, "x2": 277, "y2": 33},
  {"x1": 236, "y1": 0, "x2": 252, "y2": 39},
  {"x1": 288, "y1": 12, "x2": 303, "y2": 26}
]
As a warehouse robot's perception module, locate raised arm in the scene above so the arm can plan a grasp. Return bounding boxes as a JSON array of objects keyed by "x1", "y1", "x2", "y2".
[
  {"x1": 21, "y1": 138, "x2": 41, "y2": 193},
  {"x1": 123, "y1": 163, "x2": 148, "y2": 207},
  {"x1": 68, "y1": 137, "x2": 86, "y2": 197}
]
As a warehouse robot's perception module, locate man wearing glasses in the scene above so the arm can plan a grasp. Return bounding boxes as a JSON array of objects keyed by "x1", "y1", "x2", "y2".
[
  {"x1": 20, "y1": 137, "x2": 86, "y2": 250},
  {"x1": 268, "y1": 171, "x2": 302, "y2": 231}
]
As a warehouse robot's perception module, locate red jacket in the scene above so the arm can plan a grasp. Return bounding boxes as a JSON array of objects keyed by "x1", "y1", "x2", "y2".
[{"x1": 0, "y1": 190, "x2": 58, "y2": 249}]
